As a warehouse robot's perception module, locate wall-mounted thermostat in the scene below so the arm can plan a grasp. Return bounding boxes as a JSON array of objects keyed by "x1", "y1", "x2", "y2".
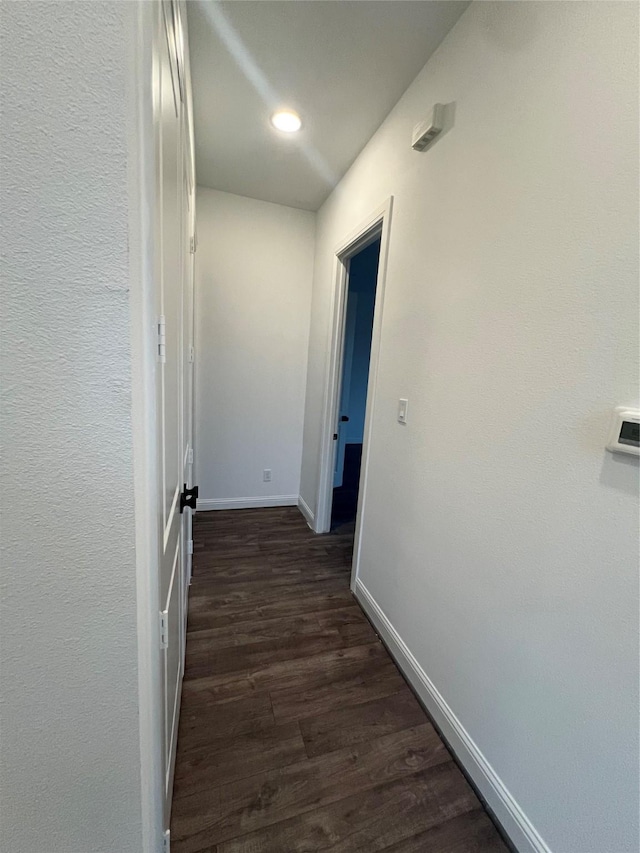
[
  {"x1": 606, "y1": 407, "x2": 640, "y2": 456},
  {"x1": 412, "y1": 104, "x2": 445, "y2": 151}
]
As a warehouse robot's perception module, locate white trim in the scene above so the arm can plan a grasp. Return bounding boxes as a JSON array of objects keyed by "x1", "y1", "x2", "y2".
[
  {"x1": 297, "y1": 495, "x2": 315, "y2": 529},
  {"x1": 314, "y1": 247, "x2": 349, "y2": 533},
  {"x1": 349, "y1": 201, "x2": 393, "y2": 592},
  {"x1": 163, "y1": 482, "x2": 181, "y2": 548},
  {"x1": 163, "y1": 537, "x2": 181, "y2": 611},
  {"x1": 162, "y1": 532, "x2": 183, "y2": 806},
  {"x1": 127, "y1": 3, "x2": 163, "y2": 852},
  {"x1": 196, "y1": 495, "x2": 298, "y2": 511},
  {"x1": 314, "y1": 197, "x2": 394, "y2": 585},
  {"x1": 354, "y1": 578, "x2": 552, "y2": 853}
]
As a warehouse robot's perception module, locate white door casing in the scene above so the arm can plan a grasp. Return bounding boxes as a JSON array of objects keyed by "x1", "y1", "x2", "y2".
[
  {"x1": 128, "y1": 2, "x2": 195, "y2": 848},
  {"x1": 153, "y1": 0, "x2": 196, "y2": 829},
  {"x1": 315, "y1": 198, "x2": 393, "y2": 555}
]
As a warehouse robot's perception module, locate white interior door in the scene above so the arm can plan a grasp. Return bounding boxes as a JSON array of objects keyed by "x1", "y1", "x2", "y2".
[
  {"x1": 153, "y1": 0, "x2": 194, "y2": 828},
  {"x1": 180, "y1": 130, "x2": 195, "y2": 613}
]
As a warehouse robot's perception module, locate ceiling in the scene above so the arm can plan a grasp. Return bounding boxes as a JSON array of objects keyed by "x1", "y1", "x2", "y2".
[{"x1": 188, "y1": 1, "x2": 469, "y2": 211}]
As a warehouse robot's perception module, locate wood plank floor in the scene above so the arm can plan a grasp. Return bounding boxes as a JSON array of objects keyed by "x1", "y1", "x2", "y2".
[{"x1": 171, "y1": 507, "x2": 508, "y2": 853}]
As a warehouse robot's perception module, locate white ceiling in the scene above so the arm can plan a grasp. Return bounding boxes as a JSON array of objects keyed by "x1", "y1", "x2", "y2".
[{"x1": 188, "y1": 1, "x2": 469, "y2": 211}]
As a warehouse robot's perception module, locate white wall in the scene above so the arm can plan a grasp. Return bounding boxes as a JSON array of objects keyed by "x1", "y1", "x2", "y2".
[
  {"x1": 0, "y1": 4, "x2": 145, "y2": 852},
  {"x1": 195, "y1": 189, "x2": 315, "y2": 508},
  {"x1": 300, "y1": 3, "x2": 639, "y2": 851}
]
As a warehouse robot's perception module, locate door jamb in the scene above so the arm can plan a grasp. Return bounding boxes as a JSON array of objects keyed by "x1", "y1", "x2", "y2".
[
  {"x1": 314, "y1": 197, "x2": 393, "y2": 594},
  {"x1": 128, "y1": 2, "x2": 164, "y2": 852}
]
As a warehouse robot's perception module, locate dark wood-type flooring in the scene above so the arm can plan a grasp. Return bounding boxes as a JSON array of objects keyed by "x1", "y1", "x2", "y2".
[{"x1": 171, "y1": 507, "x2": 509, "y2": 852}]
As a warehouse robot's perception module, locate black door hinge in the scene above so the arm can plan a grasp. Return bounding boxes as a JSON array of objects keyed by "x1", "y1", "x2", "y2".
[{"x1": 180, "y1": 484, "x2": 198, "y2": 513}]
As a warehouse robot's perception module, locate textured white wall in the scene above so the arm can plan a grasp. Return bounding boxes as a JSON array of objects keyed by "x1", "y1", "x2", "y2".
[
  {"x1": 300, "y1": 2, "x2": 639, "y2": 851},
  {"x1": 0, "y1": 4, "x2": 144, "y2": 852},
  {"x1": 195, "y1": 189, "x2": 315, "y2": 506}
]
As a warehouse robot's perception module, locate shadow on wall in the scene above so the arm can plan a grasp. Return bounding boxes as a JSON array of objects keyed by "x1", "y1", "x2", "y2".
[{"x1": 599, "y1": 451, "x2": 639, "y2": 497}]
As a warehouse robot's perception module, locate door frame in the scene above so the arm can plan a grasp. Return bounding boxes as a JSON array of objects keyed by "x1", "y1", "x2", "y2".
[
  {"x1": 129, "y1": 4, "x2": 164, "y2": 852},
  {"x1": 314, "y1": 197, "x2": 393, "y2": 592},
  {"x1": 128, "y1": 2, "x2": 195, "y2": 850}
]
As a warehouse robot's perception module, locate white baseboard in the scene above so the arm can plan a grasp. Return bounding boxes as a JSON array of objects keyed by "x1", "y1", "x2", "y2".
[
  {"x1": 196, "y1": 495, "x2": 298, "y2": 511},
  {"x1": 297, "y1": 495, "x2": 315, "y2": 529},
  {"x1": 354, "y1": 578, "x2": 551, "y2": 853}
]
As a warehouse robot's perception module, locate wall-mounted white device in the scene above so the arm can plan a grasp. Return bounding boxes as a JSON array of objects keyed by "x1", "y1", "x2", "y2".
[
  {"x1": 397, "y1": 398, "x2": 409, "y2": 424},
  {"x1": 412, "y1": 104, "x2": 445, "y2": 151},
  {"x1": 606, "y1": 407, "x2": 640, "y2": 456}
]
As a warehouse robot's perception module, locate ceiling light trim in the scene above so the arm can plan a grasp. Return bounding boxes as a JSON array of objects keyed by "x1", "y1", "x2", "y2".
[{"x1": 271, "y1": 110, "x2": 302, "y2": 133}]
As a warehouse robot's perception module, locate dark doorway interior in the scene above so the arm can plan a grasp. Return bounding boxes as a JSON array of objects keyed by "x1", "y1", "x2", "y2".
[
  {"x1": 331, "y1": 443, "x2": 363, "y2": 529},
  {"x1": 331, "y1": 237, "x2": 381, "y2": 530}
]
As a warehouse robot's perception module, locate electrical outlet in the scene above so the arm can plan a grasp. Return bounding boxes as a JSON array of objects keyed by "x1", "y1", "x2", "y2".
[{"x1": 263, "y1": 469, "x2": 272, "y2": 483}]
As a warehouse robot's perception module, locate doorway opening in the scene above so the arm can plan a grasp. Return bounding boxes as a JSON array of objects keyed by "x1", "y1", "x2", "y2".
[
  {"x1": 315, "y1": 197, "x2": 392, "y2": 583},
  {"x1": 331, "y1": 238, "x2": 381, "y2": 530}
]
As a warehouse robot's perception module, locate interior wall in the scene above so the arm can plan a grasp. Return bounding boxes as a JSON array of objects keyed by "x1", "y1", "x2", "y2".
[
  {"x1": 0, "y1": 3, "x2": 144, "y2": 852},
  {"x1": 300, "y1": 3, "x2": 639, "y2": 852},
  {"x1": 195, "y1": 188, "x2": 315, "y2": 507}
]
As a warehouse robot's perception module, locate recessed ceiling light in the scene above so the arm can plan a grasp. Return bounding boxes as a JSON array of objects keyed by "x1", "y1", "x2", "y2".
[{"x1": 271, "y1": 110, "x2": 302, "y2": 133}]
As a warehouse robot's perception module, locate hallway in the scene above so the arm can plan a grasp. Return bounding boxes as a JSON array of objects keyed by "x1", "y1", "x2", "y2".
[{"x1": 170, "y1": 508, "x2": 508, "y2": 852}]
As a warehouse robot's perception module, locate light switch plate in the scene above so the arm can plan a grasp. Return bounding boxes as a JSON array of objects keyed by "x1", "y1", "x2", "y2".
[{"x1": 398, "y1": 398, "x2": 408, "y2": 424}]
